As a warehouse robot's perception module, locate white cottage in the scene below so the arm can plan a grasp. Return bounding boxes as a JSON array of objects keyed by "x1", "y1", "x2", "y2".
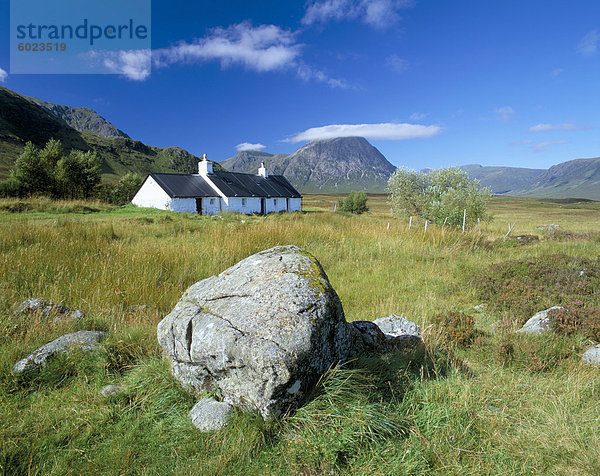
[{"x1": 132, "y1": 156, "x2": 302, "y2": 215}]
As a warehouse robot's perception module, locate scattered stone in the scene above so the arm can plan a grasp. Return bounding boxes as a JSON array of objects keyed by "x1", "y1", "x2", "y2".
[
  {"x1": 535, "y1": 224, "x2": 560, "y2": 231},
  {"x1": 582, "y1": 345, "x2": 600, "y2": 366},
  {"x1": 157, "y1": 245, "x2": 352, "y2": 418},
  {"x1": 486, "y1": 404, "x2": 502, "y2": 412},
  {"x1": 13, "y1": 330, "x2": 106, "y2": 374},
  {"x1": 100, "y1": 384, "x2": 121, "y2": 397},
  {"x1": 373, "y1": 314, "x2": 421, "y2": 339},
  {"x1": 15, "y1": 298, "x2": 85, "y2": 321},
  {"x1": 474, "y1": 304, "x2": 486, "y2": 311},
  {"x1": 517, "y1": 306, "x2": 564, "y2": 335},
  {"x1": 349, "y1": 314, "x2": 425, "y2": 359},
  {"x1": 189, "y1": 398, "x2": 234, "y2": 431},
  {"x1": 349, "y1": 320, "x2": 387, "y2": 356}
]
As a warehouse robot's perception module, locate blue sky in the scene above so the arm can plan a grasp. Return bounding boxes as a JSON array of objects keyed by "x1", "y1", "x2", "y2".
[{"x1": 1, "y1": 0, "x2": 599, "y2": 170}]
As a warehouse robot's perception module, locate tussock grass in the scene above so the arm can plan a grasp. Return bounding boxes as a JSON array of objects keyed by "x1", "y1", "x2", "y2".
[{"x1": 1, "y1": 195, "x2": 600, "y2": 474}]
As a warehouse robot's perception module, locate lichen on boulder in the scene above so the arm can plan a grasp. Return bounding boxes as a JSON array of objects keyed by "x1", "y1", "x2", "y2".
[{"x1": 157, "y1": 245, "x2": 352, "y2": 418}]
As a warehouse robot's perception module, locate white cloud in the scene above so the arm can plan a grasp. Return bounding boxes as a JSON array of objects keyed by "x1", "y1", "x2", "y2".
[
  {"x1": 577, "y1": 30, "x2": 599, "y2": 56},
  {"x1": 153, "y1": 22, "x2": 300, "y2": 72},
  {"x1": 386, "y1": 54, "x2": 409, "y2": 73},
  {"x1": 83, "y1": 49, "x2": 151, "y2": 80},
  {"x1": 531, "y1": 140, "x2": 568, "y2": 152},
  {"x1": 409, "y1": 112, "x2": 427, "y2": 121},
  {"x1": 297, "y1": 64, "x2": 350, "y2": 88},
  {"x1": 235, "y1": 142, "x2": 267, "y2": 152},
  {"x1": 495, "y1": 106, "x2": 515, "y2": 122},
  {"x1": 284, "y1": 122, "x2": 441, "y2": 143},
  {"x1": 529, "y1": 123, "x2": 581, "y2": 132},
  {"x1": 551, "y1": 68, "x2": 564, "y2": 76},
  {"x1": 302, "y1": 0, "x2": 411, "y2": 29},
  {"x1": 0, "y1": 68, "x2": 7, "y2": 82}
]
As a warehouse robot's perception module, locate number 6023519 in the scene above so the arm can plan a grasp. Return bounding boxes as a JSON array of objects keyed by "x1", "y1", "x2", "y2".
[{"x1": 17, "y1": 43, "x2": 67, "y2": 52}]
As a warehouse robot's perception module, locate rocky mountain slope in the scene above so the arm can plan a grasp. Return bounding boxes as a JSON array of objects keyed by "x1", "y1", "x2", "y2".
[
  {"x1": 25, "y1": 96, "x2": 130, "y2": 139},
  {"x1": 221, "y1": 137, "x2": 397, "y2": 193}
]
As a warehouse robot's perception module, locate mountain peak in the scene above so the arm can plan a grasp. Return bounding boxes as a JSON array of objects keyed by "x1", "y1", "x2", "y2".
[{"x1": 220, "y1": 136, "x2": 396, "y2": 193}]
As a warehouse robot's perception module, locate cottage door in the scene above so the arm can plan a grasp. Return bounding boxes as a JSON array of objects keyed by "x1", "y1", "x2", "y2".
[
  {"x1": 261, "y1": 198, "x2": 266, "y2": 215},
  {"x1": 195, "y1": 198, "x2": 203, "y2": 215}
]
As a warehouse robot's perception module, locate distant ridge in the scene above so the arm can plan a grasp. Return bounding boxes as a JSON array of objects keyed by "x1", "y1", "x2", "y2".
[
  {"x1": 514, "y1": 157, "x2": 600, "y2": 199},
  {"x1": 458, "y1": 164, "x2": 545, "y2": 194}
]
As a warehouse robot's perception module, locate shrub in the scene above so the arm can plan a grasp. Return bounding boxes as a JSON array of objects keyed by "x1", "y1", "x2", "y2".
[
  {"x1": 432, "y1": 311, "x2": 477, "y2": 349},
  {"x1": 472, "y1": 254, "x2": 600, "y2": 325},
  {"x1": 337, "y1": 191, "x2": 369, "y2": 214},
  {"x1": 550, "y1": 301, "x2": 600, "y2": 341},
  {"x1": 387, "y1": 167, "x2": 491, "y2": 228}
]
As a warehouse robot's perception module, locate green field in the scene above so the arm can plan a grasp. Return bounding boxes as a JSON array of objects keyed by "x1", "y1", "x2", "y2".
[{"x1": 1, "y1": 195, "x2": 600, "y2": 474}]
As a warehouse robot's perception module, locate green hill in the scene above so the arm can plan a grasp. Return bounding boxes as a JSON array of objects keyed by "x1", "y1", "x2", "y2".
[{"x1": 0, "y1": 86, "x2": 217, "y2": 182}]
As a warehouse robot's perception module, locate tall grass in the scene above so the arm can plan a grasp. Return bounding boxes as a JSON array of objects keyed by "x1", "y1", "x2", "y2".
[{"x1": 1, "y1": 196, "x2": 600, "y2": 474}]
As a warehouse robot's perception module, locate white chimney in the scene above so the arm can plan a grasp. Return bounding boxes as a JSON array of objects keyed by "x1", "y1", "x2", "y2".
[
  {"x1": 258, "y1": 162, "x2": 268, "y2": 178},
  {"x1": 198, "y1": 153, "x2": 213, "y2": 175}
]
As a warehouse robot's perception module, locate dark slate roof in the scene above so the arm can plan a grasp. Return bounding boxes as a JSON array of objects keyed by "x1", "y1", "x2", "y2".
[
  {"x1": 149, "y1": 173, "x2": 217, "y2": 198},
  {"x1": 210, "y1": 171, "x2": 302, "y2": 198},
  {"x1": 149, "y1": 171, "x2": 302, "y2": 199}
]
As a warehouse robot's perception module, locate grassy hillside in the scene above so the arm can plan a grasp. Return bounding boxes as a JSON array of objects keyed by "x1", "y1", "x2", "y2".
[
  {"x1": 1, "y1": 196, "x2": 600, "y2": 473},
  {"x1": 459, "y1": 164, "x2": 544, "y2": 194},
  {"x1": 515, "y1": 157, "x2": 600, "y2": 200},
  {"x1": 0, "y1": 86, "x2": 218, "y2": 182}
]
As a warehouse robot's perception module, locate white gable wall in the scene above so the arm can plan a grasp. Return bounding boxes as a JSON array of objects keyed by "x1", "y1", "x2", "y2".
[
  {"x1": 132, "y1": 176, "x2": 172, "y2": 210},
  {"x1": 287, "y1": 198, "x2": 302, "y2": 212}
]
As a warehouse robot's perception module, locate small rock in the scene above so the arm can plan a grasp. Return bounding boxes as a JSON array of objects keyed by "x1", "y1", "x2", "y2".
[
  {"x1": 474, "y1": 304, "x2": 486, "y2": 311},
  {"x1": 486, "y1": 404, "x2": 502, "y2": 412},
  {"x1": 13, "y1": 330, "x2": 106, "y2": 374},
  {"x1": 15, "y1": 298, "x2": 85, "y2": 321},
  {"x1": 582, "y1": 345, "x2": 600, "y2": 366},
  {"x1": 517, "y1": 306, "x2": 564, "y2": 335},
  {"x1": 373, "y1": 314, "x2": 425, "y2": 359},
  {"x1": 373, "y1": 314, "x2": 421, "y2": 339},
  {"x1": 189, "y1": 398, "x2": 234, "y2": 431},
  {"x1": 100, "y1": 384, "x2": 120, "y2": 397},
  {"x1": 15, "y1": 298, "x2": 48, "y2": 314},
  {"x1": 349, "y1": 321, "x2": 387, "y2": 356}
]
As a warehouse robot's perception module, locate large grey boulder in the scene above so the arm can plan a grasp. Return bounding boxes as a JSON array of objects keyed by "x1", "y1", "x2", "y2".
[
  {"x1": 13, "y1": 330, "x2": 106, "y2": 374},
  {"x1": 517, "y1": 306, "x2": 564, "y2": 335},
  {"x1": 582, "y1": 345, "x2": 600, "y2": 366},
  {"x1": 157, "y1": 245, "x2": 352, "y2": 418},
  {"x1": 189, "y1": 398, "x2": 234, "y2": 431},
  {"x1": 15, "y1": 298, "x2": 85, "y2": 321}
]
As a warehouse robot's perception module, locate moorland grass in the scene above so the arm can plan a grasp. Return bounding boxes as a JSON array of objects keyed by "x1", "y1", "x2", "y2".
[{"x1": 1, "y1": 195, "x2": 600, "y2": 474}]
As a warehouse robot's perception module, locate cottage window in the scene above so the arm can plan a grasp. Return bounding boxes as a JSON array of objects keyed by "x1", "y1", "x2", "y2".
[
  {"x1": 210, "y1": 198, "x2": 215, "y2": 205},
  {"x1": 242, "y1": 198, "x2": 247, "y2": 206},
  {"x1": 274, "y1": 199, "x2": 277, "y2": 206}
]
